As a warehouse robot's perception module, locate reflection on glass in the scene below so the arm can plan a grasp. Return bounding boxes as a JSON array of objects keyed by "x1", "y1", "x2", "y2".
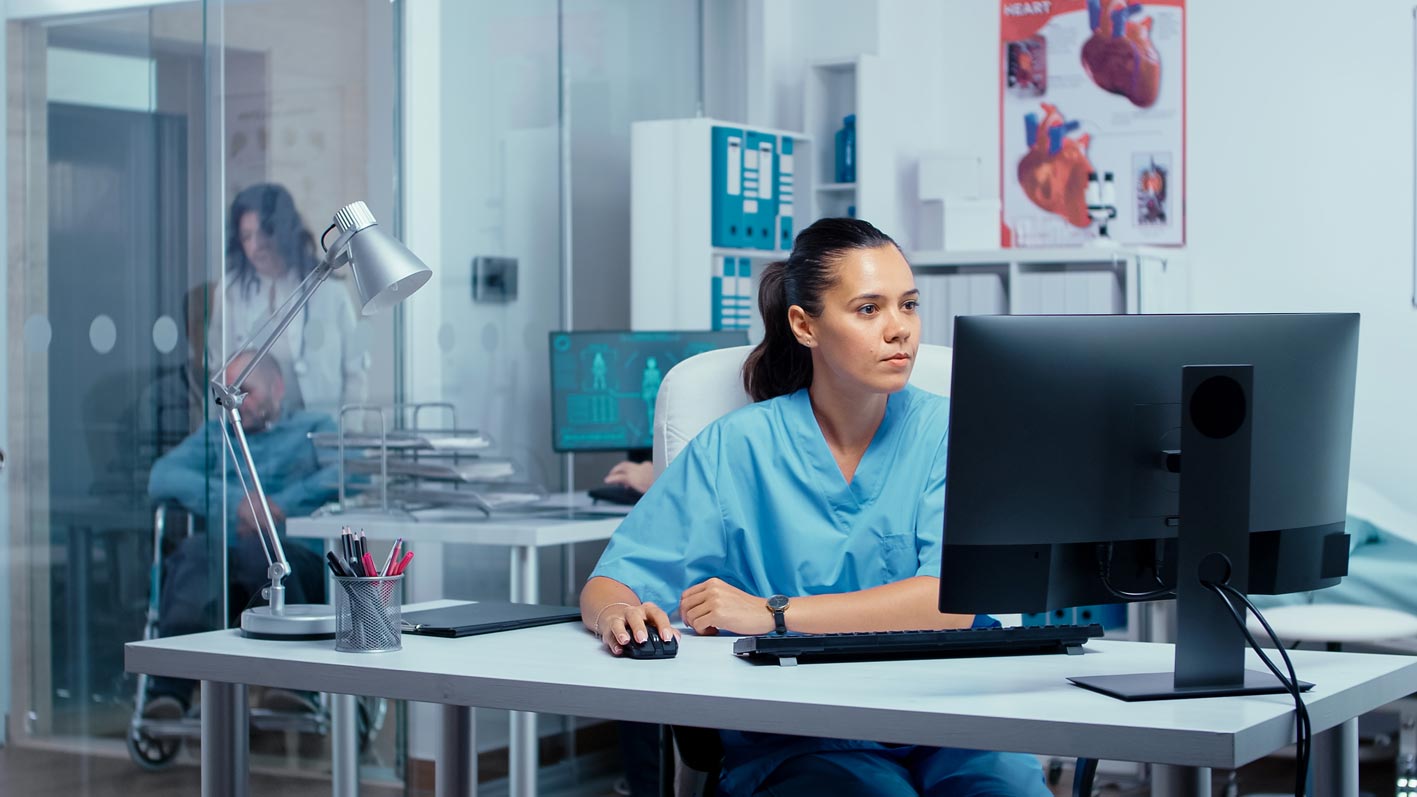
[{"x1": 211, "y1": 183, "x2": 368, "y2": 418}]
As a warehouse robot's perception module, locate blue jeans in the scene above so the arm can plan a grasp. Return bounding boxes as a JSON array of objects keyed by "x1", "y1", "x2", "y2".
[{"x1": 754, "y1": 746, "x2": 1049, "y2": 797}]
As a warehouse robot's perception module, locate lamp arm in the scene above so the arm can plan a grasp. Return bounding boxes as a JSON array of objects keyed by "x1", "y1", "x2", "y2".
[
  {"x1": 217, "y1": 416, "x2": 290, "y2": 616},
  {"x1": 208, "y1": 243, "x2": 349, "y2": 619},
  {"x1": 219, "y1": 254, "x2": 336, "y2": 394}
]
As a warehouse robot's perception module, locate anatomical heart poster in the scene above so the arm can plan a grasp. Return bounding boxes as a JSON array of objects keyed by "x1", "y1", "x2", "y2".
[{"x1": 1001, "y1": 0, "x2": 1184, "y2": 247}]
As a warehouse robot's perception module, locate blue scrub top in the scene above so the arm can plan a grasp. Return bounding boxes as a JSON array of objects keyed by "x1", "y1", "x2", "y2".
[{"x1": 591, "y1": 384, "x2": 981, "y2": 796}]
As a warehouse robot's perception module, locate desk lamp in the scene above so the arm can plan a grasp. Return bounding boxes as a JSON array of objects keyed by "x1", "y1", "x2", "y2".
[{"x1": 212, "y1": 201, "x2": 431, "y2": 638}]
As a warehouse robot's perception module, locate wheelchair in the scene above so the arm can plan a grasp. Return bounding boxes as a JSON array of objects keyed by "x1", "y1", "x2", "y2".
[{"x1": 126, "y1": 502, "x2": 387, "y2": 770}]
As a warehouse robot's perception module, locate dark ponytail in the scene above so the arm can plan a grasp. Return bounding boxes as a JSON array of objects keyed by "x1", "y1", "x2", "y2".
[{"x1": 742, "y1": 217, "x2": 900, "y2": 401}]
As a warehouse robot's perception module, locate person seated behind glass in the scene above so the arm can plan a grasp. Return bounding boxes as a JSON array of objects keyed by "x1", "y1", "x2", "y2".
[
  {"x1": 145, "y1": 351, "x2": 337, "y2": 712},
  {"x1": 580, "y1": 217, "x2": 1050, "y2": 797}
]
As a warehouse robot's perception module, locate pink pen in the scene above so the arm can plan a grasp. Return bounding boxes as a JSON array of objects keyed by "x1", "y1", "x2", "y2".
[
  {"x1": 391, "y1": 550, "x2": 414, "y2": 576},
  {"x1": 361, "y1": 552, "x2": 378, "y2": 577}
]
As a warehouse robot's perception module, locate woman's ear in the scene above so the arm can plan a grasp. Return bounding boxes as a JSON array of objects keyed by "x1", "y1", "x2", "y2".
[{"x1": 787, "y1": 305, "x2": 816, "y2": 348}]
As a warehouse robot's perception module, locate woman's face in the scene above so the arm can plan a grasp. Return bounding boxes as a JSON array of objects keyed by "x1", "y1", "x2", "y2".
[
  {"x1": 239, "y1": 210, "x2": 286, "y2": 279},
  {"x1": 792, "y1": 244, "x2": 920, "y2": 396}
]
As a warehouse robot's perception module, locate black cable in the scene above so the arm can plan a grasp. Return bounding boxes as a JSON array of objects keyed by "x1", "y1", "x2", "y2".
[
  {"x1": 320, "y1": 222, "x2": 338, "y2": 252},
  {"x1": 1096, "y1": 543, "x2": 1176, "y2": 601},
  {"x1": 1203, "y1": 581, "x2": 1310, "y2": 797},
  {"x1": 1216, "y1": 584, "x2": 1312, "y2": 797}
]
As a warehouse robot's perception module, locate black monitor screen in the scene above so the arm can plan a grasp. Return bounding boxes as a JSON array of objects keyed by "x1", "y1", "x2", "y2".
[
  {"x1": 549, "y1": 330, "x2": 749, "y2": 453},
  {"x1": 938, "y1": 313, "x2": 1359, "y2": 615}
]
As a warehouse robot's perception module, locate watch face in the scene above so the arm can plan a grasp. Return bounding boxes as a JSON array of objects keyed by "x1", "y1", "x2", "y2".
[{"x1": 767, "y1": 595, "x2": 789, "y2": 611}]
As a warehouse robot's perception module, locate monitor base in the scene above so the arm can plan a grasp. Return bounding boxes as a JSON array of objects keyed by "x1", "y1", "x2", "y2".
[{"x1": 1069, "y1": 669, "x2": 1313, "y2": 702}]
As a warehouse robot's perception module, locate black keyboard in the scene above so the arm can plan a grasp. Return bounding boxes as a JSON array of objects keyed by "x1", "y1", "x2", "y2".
[
  {"x1": 588, "y1": 484, "x2": 644, "y2": 506},
  {"x1": 732, "y1": 623, "x2": 1104, "y2": 665}
]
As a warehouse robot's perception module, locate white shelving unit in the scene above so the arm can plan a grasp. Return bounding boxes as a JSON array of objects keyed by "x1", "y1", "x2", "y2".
[
  {"x1": 804, "y1": 55, "x2": 894, "y2": 226},
  {"x1": 631, "y1": 118, "x2": 812, "y2": 332},
  {"x1": 909, "y1": 246, "x2": 1182, "y2": 345}
]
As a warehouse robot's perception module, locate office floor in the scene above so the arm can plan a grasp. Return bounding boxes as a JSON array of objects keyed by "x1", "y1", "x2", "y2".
[{"x1": 0, "y1": 743, "x2": 1400, "y2": 797}]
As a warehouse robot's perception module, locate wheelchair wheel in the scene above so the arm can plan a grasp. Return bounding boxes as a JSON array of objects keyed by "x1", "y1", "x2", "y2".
[{"x1": 127, "y1": 725, "x2": 182, "y2": 771}]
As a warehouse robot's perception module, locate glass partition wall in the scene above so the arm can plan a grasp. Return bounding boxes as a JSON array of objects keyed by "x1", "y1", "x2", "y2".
[
  {"x1": 5, "y1": 0, "x2": 703, "y2": 793},
  {"x1": 5, "y1": 0, "x2": 403, "y2": 790}
]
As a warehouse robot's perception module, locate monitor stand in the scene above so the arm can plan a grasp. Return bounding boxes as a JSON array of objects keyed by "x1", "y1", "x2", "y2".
[{"x1": 1069, "y1": 364, "x2": 1309, "y2": 702}]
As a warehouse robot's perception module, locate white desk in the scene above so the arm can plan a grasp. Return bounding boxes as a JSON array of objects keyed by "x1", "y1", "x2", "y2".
[
  {"x1": 288, "y1": 500, "x2": 627, "y2": 797},
  {"x1": 127, "y1": 610, "x2": 1417, "y2": 797}
]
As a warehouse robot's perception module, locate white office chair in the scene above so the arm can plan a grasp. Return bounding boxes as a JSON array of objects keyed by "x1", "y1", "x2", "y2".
[
  {"x1": 652, "y1": 343, "x2": 953, "y2": 477},
  {"x1": 648, "y1": 343, "x2": 952, "y2": 796}
]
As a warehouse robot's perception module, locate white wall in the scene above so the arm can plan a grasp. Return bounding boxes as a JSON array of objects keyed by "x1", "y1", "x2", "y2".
[
  {"x1": 778, "y1": 0, "x2": 1417, "y2": 514},
  {"x1": 1183, "y1": 1, "x2": 1416, "y2": 510}
]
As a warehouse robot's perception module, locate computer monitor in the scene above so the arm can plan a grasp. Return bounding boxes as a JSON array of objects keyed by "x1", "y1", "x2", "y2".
[
  {"x1": 938, "y1": 313, "x2": 1359, "y2": 700},
  {"x1": 549, "y1": 330, "x2": 749, "y2": 453}
]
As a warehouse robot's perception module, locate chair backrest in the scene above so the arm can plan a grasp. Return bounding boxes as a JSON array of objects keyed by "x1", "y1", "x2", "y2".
[{"x1": 652, "y1": 343, "x2": 953, "y2": 474}]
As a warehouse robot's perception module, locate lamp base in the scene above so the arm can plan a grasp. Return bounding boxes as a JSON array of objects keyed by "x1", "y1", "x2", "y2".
[{"x1": 241, "y1": 603, "x2": 337, "y2": 640}]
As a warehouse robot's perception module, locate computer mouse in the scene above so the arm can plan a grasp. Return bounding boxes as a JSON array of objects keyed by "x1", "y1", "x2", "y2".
[{"x1": 624, "y1": 633, "x2": 678, "y2": 659}]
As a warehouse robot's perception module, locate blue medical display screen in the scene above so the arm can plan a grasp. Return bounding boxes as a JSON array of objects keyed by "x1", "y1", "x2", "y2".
[{"x1": 549, "y1": 330, "x2": 749, "y2": 452}]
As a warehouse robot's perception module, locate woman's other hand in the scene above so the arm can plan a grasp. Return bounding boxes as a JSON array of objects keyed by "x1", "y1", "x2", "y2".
[
  {"x1": 680, "y1": 578, "x2": 775, "y2": 636},
  {"x1": 604, "y1": 460, "x2": 656, "y2": 494}
]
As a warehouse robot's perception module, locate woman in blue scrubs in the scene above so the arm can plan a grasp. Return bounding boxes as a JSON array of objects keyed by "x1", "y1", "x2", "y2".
[{"x1": 580, "y1": 217, "x2": 1049, "y2": 797}]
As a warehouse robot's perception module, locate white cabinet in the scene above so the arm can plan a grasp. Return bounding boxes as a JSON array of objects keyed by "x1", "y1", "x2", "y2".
[
  {"x1": 803, "y1": 55, "x2": 898, "y2": 231},
  {"x1": 630, "y1": 118, "x2": 812, "y2": 332}
]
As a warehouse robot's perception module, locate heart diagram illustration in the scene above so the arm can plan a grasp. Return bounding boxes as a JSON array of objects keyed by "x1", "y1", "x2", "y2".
[
  {"x1": 1017, "y1": 103, "x2": 1094, "y2": 228},
  {"x1": 1080, "y1": 0, "x2": 1161, "y2": 108}
]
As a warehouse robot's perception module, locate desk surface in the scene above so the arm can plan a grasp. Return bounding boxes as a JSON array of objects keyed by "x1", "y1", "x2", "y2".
[
  {"x1": 288, "y1": 498, "x2": 628, "y2": 547},
  {"x1": 126, "y1": 605, "x2": 1417, "y2": 770}
]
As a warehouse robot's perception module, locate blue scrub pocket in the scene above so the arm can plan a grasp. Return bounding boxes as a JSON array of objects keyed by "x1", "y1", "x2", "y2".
[{"x1": 872, "y1": 529, "x2": 916, "y2": 580}]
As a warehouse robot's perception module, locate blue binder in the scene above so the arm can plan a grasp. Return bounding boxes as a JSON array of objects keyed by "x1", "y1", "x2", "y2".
[
  {"x1": 777, "y1": 136, "x2": 795, "y2": 250},
  {"x1": 712, "y1": 126, "x2": 745, "y2": 248},
  {"x1": 744, "y1": 131, "x2": 778, "y2": 250}
]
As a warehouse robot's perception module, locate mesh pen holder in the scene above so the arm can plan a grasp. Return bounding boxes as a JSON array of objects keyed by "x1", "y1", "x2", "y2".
[{"x1": 333, "y1": 574, "x2": 404, "y2": 653}]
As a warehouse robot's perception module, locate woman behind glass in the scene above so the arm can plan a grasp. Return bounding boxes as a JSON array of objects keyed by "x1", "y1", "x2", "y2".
[{"x1": 209, "y1": 182, "x2": 367, "y2": 416}]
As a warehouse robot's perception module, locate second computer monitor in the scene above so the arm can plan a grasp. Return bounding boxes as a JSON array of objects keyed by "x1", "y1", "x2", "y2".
[{"x1": 549, "y1": 330, "x2": 749, "y2": 453}]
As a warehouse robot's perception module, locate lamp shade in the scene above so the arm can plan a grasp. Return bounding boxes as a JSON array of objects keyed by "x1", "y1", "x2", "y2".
[{"x1": 334, "y1": 201, "x2": 433, "y2": 316}]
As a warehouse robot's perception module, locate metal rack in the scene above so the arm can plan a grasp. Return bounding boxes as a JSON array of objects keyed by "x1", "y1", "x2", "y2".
[{"x1": 315, "y1": 402, "x2": 544, "y2": 517}]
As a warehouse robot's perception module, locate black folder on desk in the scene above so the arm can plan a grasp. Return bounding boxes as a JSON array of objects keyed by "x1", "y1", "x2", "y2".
[{"x1": 401, "y1": 602, "x2": 581, "y2": 638}]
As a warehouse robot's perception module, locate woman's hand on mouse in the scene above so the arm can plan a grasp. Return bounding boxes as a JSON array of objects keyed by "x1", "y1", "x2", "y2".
[{"x1": 598, "y1": 601, "x2": 679, "y2": 656}]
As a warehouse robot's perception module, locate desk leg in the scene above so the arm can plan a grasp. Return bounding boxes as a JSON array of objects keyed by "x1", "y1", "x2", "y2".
[
  {"x1": 332, "y1": 693, "x2": 359, "y2": 797},
  {"x1": 561, "y1": 542, "x2": 578, "y2": 775},
  {"x1": 201, "y1": 681, "x2": 249, "y2": 797},
  {"x1": 1150, "y1": 764, "x2": 1210, "y2": 797},
  {"x1": 1312, "y1": 717, "x2": 1358, "y2": 797},
  {"x1": 69, "y1": 526, "x2": 92, "y2": 715},
  {"x1": 510, "y1": 546, "x2": 540, "y2": 797},
  {"x1": 438, "y1": 705, "x2": 477, "y2": 797}
]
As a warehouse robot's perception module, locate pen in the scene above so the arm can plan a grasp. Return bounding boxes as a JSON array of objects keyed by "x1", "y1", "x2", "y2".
[
  {"x1": 361, "y1": 551, "x2": 378, "y2": 578},
  {"x1": 381, "y1": 538, "x2": 403, "y2": 576},
  {"x1": 390, "y1": 550, "x2": 414, "y2": 576},
  {"x1": 325, "y1": 550, "x2": 352, "y2": 577}
]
